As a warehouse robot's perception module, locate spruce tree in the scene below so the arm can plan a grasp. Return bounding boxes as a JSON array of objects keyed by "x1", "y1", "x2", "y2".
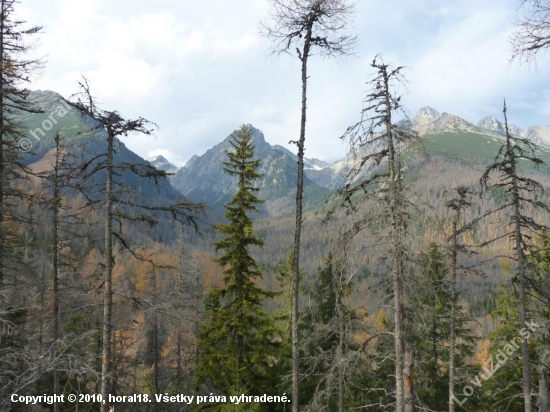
[
  {"x1": 196, "y1": 125, "x2": 279, "y2": 406},
  {"x1": 301, "y1": 252, "x2": 365, "y2": 412},
  {"x1": 408, "y1": 244, "x2": 451, "y2": 410}
]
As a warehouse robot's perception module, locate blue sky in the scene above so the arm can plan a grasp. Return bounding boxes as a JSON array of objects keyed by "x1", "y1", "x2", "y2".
[{"x1": 19, "y1": 0, "x2": 550, "y2": 166}]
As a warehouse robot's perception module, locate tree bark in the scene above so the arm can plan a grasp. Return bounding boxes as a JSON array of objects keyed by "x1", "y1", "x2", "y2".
[
  {"x1": 404, "y1": 346, "x2": 414, "y2": 412},
  {"x1": 448, "y1": 214, "x2": 458, "y2": 412},
  {"x1": 382, "y1": 67, "x2": 405, "y2": 412},
  {"x1": 509, "y1": 134, "x2": 532, "y2": 412},
  {"x1": 100, "y1": 127, "x2": 114, "y2": 412},
  {"x1": 540, "y1": 368, "x2": 548, "y2": 412},
  {"x1": 338, "y1": 296, "x2": 345, "y2": 412},
  {"x1": 291, "y1": 19, "x2": 313, "y2": 412},
  {"x1": 0, "y1": 0, "x2": 5, "y2": 290},
  {"x1": 53, "y1": 134, "x2": 61, "y2": 412}
]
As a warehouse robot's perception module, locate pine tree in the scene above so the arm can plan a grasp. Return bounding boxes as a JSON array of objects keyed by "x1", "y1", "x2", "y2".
[
  {"x1": 408, "y1": 244, "x2": 451, "y2": 409},
  {"x1": 196, "y1": 125, "x2": 279, "y2": 407}
]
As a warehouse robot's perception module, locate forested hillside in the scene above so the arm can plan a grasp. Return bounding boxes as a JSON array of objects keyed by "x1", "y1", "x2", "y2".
[{"x1": 2, "y1": 1, "x2": 550, "y2": 412}]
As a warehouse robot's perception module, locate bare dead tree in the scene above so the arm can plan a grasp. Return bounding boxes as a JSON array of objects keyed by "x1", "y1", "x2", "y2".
[
  {"x1": 480, "y1": 100, "x2": 550, "y2": 412},
  {"x1": 510, "y1": 0, "x2": 550, "y2": 64},
  {"x1": 47, "y1": 132, "x2": 65, "y2": 412},
  {"x1": 337, "y1": 56, "x2": 421, "y2": 412},
  {"x1": 260, "y1": 2, "x2": 356, "y2": 409},
  {"x1": 445, "y1": 187, "x2": 473, "y2": 412},
  {"x1": 444, "y1": 186, "x2": 483, "y2": 412},
  {"x1": 541, "y1": 364, "x2": 549, "y2": 412},
  {"x1": 68, "y1": 78, "x2": 205, "y2": 412}
]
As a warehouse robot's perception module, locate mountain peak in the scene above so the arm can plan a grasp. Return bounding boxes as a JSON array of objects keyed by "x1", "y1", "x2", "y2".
[
  {"x1": 148, "y1": 155, "x2": 178, "y2": 173},
  {"x1": 477, "y1": 116, "x2": 503, "y2": 132},
  {"x1": 149, "y1": 155, "x2": 169, "y2": 163},
  {"x1": 247, "y1": 124, "x2": 267, "y2": 144},
  {"x1": 416, "y1": 106, "x2": 441, "y2": 120}
]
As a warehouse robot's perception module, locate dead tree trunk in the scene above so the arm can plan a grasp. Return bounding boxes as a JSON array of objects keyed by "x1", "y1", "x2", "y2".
[
  {"x1": 480, "y1": 101, "x2": 550, "y2": 412},
  {"x1": 291, "y1": 20, "x2": 312, "y2": 412},
  {"x1": 337, "y1": 282, "x2": 346, "y2": 412},
  {"x1": 540, "y1": 367, "x2": 548, "y2": 412},
  {"x1": 447, "y1": 189, "x2": 464, "y2": 412},
  {"x1": 100, "y1": 127, "x2": 114, "y2": 412},
  {"x1": 404, "y1": 346, "x2": 414, "y2": 412},
  {"x1": 261, "y1": 4, "x2": 357, "y2": 408},
  {"x1": 509, "y1": 115, "x2": 533, "y2": 412},
  {"x1": 52, "y1": 133, "x2": 61, "y2": 412},
  {"x1": 382, "y1": 66, "x2": 405, "y2": 412},
  {"x1": 338, "y1": 58, "x2": 420, "y2": 412}
]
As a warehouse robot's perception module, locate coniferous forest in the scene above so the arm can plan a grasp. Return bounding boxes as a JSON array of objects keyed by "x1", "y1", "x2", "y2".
[{"x1": 2, "y1": 0, "x2": 550, "y2": 411}]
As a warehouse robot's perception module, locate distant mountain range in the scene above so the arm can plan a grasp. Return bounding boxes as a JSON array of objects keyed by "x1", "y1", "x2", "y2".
[
  {"x1": 18, "y1": 90, "x2": 550, "y2": 219},
  {"x1": 168, "y1": 106, "x2": 550, "y2": 204}
]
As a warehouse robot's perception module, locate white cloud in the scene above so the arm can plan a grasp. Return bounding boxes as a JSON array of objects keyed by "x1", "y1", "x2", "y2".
[
  {"x1": 146, "y1": 148, "x2": 185, "y2": 167},
  {"x1": 19, "y1": 0, "x2": 550, "y2": 165},
  {"x1": 85, "y1": 53, "x2": 163, "y2": 105}
]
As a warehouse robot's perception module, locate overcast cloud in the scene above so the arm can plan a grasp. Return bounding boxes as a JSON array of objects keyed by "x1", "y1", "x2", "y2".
[{"x1": 18, "y1": 0, "x2": 550, "y2": 166}]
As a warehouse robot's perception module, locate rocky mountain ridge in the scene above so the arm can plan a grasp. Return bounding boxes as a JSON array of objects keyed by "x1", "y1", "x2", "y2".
[
  {"x1": 21, "y1": 90, "x2": 550, "y2": 218},
  {"x1": 148, "y1": 155, "x2": 178, "y2": 174},
  {"x1": 170, "y1": 107, "x2": 550, "y2": 196},
  {"x1": 170, "y1": 125, "x2": 330, "y2": 213},
  {"x1": 476, "y1": 115, "x2": 550, "y2": 146}
]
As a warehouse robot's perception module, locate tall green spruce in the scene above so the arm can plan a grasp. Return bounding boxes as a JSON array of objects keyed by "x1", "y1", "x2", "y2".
[
  {"x1": 406, "y1": 243, "x2": 476, "y2": 410},
  {"x1": 196, "y1": 125, "x2": 279, "y2": 409}
]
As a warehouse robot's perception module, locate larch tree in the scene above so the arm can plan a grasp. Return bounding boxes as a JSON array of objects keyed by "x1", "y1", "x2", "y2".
[
  {"x1": 480, "y1": 100, "x2": 550, "y2": 412},
  {"x1": 195, "y1": 125, "x2": 279, "y2": 408},
  {"x1": 260, "y1": 2, "x2": 356, "y2": 409},
  {"x1": 338, "y1": 57, "x2": 421, "y2": 412},
  {"x1": 69, "y1": 78, "x2": 205, "y2": 412}
]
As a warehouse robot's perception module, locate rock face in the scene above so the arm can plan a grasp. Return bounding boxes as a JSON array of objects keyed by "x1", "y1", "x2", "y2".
[
  {"x1": 525, "y1": 125, "x2": 550, "y2": 145},
  {"x1": 476, "y1": 115, "x2": 550, "y2": 145},
  {"x1": 171, "y1": 125, "x2": 328, "y2": 207},
  {"x1": 407, "y1": 106, "x2": 486, "y2": 136},
  {"x1": 476, "y1": 115, "x2": 530, "y2": 140},
  {"x1": 148, "y1": 155, "x2": 178, "y2": 174},
  {"x1": 477, "y1": 116, "x2": 503, "y2": 133}
]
